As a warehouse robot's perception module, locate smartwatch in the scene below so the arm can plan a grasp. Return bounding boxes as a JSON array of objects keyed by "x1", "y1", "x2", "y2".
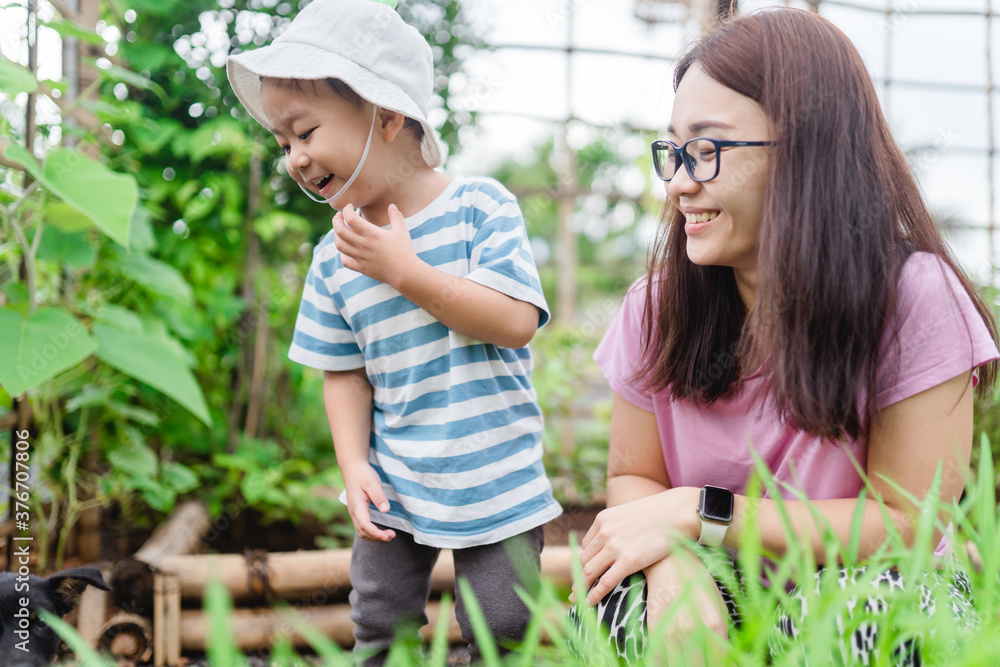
[{"x1": 698, "y1": 485, "x2": 734, "y2": 547}]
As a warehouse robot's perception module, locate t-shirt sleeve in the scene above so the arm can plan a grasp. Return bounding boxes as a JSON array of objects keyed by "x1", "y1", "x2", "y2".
[
  {"x1": 288, "y1": 238, "x2": 366, "y2": 371},
  {"x1": 876, "y1": 252, "x2": 999, "y2": 409},
  {"x1": 463, "y1": 181, "x2": 551, "y2": 329},
  {"x1": 593, "y1": 281, "x2": 656, "y2": 412}
]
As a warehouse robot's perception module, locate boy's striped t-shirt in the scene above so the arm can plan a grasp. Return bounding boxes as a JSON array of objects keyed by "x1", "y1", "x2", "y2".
[{"x1": 289, "y1": 177, "x2": 562, "y2": 548}]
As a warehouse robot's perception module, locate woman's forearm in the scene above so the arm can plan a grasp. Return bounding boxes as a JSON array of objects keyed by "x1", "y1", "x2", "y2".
[
  {"x1": 606, "y1": 474, "x2": 670, "y2": 507},
  {"x1": 729, "y1": 494, "x2": 916, "y2": 562}
]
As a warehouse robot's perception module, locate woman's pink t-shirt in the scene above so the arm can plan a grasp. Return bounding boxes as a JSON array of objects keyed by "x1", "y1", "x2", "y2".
[{"x1": 594, "y1": 252, "x2": 999, "y2": 505}]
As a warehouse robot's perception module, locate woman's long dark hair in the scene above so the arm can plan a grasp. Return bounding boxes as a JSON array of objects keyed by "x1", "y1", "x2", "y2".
[{"x1": 637, "y1": 8, "x2": 998, "y2": 441}]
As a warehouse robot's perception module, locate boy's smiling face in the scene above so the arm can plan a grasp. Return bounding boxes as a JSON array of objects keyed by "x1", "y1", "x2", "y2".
[{"x1": 260, "y1": 78, "x2": 376, "y2": 208}]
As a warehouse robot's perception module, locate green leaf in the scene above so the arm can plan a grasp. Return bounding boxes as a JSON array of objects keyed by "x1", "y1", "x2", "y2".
[
  {"x1": 3, "y1": 144, "x2": 135, "y2": 248},
  {"x1": 40, "y1": 18, "x2": 105, "y2": 45},
  {"x1": 95, "y1": 304, "x2": 144, "y2": 333},
  {"x1": 136, "y1": 477, "x2": 176, "y2": 513},
  {"x1": 0, "y1": 307, "x2": 98, "y2": 397},
  {"x1": 93, "y1": 323, "x2": 212, "y2": 426},
  {"x1": 99, "y1": 62, "x2": 161, "y2": 93},
  {"x1": 241, "y1": 469, "x2": 271, "y2": 505},
  {"x1": 35, "y1": 226, "x2": 97, "y2": 269},
  {"x1": 1, "y1": 283, "x2": 30, "y2": 313},
  {"x1": 106, "y1": 399, "x2": 161, "y2": 427},
  {"x1": 0, "y1": 56, "x2": 38, "y2": 94},
  {"x1": 188, "y1": 118, "x2": 252, "y2": 163},
  {"x1": 108, "y1": 439, "x2": 158, "y2": 478},
  {"x1": 125, "y1": 41, "x2": 174, "y2": 71},
  {"x1": 44, "y1": 201, "x2": 95, "y2": 233},
  {"x1": 162, "y1": 461, "x2": 199, "y2": 494},
  {"x1": 65, "y1": 385, "x2": 113, "y2": 413},
  {"x1": 254, "y1": 211, "x2": 310, "y2": 243},
  {"x1": 118, "y1": 253, "x2": 194, "y2": 304},
  {"x1": 128, "y1": 205, "x2": 157, "y2": 253}
]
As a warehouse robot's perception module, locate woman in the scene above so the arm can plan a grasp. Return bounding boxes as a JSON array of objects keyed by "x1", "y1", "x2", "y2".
[{"x1": 576, "y1": 8, "x2": 999, "y2": 664}]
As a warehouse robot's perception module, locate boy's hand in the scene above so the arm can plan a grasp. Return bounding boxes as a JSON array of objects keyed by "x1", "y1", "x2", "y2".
[
  {"x1": 333, "y1": 203, "x2": 419, "y2": 289},
  {"x1": 342, "y1": 460, "x2": 396, "y2": 542}
]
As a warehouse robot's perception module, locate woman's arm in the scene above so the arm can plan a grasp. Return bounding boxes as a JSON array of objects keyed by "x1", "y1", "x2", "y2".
[
  {"x1": 606, "y1": 392, "x2": 671, "y2": 506},
  {"x1": 582, "y1": 392, "x2": 694, "y2": 600},
  {"x1": 582, "y1": 371, "x2": 974, "y2": 603},
  {"x1": 584, "y1": 392, "x2": 727, "y2": 643},
  {"x1": 737, "y1": 369, "x2": 974, "y2": 558}
]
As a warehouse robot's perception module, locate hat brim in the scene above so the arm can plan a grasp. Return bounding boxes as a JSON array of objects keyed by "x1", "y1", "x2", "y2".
[{"x1": 228, "y1": 42, "x2": 443, "y2": 168}]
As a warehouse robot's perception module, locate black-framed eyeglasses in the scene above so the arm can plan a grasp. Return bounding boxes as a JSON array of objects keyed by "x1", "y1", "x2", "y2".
[{"x1": 651, "y1": 137, "x2": 775, "y2": 182}]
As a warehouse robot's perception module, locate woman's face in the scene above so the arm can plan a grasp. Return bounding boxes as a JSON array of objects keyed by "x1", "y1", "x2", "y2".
[{"x1": 666, "y1": 65, "x2": 773, "y2": 291}]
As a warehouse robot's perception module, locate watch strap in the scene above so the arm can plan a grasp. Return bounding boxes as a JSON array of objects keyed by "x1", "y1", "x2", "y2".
[{"x1": 698, "y1": 518, "x2": 728, "y2": 547}]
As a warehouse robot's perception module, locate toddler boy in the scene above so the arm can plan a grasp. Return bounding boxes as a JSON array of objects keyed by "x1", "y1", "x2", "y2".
[{"x1": 227, "y1": 0, "x2": 562, "y2": 663}]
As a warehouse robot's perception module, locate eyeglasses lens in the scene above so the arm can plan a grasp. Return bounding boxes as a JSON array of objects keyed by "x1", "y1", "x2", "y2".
[{"x1": 656, "y1": 140, "x2": 720, "y2": 181}]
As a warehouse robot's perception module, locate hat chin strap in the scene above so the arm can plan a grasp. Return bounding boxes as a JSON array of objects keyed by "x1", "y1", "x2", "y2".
[{"x1": 295, "y1": 104, "x2": 377, "y2": 205}]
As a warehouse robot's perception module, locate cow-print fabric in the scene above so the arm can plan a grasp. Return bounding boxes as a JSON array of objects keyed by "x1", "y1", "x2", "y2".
[
  {"x1": 770, "y1": 564, "x2": 978, "y2": 666},
  {"x1": 568, "y1": 556, "x2": 976, "y2": 665},
  {"x1": 567, "y1": 551, "x2": 743, "y2": 663}
]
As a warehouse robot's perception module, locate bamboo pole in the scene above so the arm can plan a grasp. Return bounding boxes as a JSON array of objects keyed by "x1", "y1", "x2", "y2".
[
  {"x1": 165, "y1": 573, "x2": 181, "y2": 667},
  {"x1": 153, "y1": 575, "x2": 165, "y2": 667},
  {"x1": 159, "y1": 545, "x2": 575, "y2": 603},
  {"x1": 177, "y1": 600, "x2": 463, "y2": 651},
  {"x1": 133, "y1": 501, "x2": 212, "y2": 567},
  {"x1": 97, "y1": 613, "x2": 153, "y2": 662},
  {"x1": 75, "y1": 579, "x2": 109, "y2": 649},
  {"x1": 176, "y1": 599, "x2": 570, "y2": 652}
]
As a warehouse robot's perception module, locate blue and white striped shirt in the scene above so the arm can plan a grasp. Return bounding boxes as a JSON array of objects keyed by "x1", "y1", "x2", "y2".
[{"x1": 289, "y1": 177, "x2": 562, "y2": 548}]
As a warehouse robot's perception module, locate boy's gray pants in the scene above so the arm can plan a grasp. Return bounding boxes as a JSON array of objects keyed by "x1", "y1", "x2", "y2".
[{"x1": 349, "y1": 523, "x2": 546, "y2": 665}]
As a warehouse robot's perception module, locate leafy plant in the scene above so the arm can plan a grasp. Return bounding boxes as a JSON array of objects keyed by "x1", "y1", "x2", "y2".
[{"x1": 1, "y1": 26, "x2": 213, "y2": 568}]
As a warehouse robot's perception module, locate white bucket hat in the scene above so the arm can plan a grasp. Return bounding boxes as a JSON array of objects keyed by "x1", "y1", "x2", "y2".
[{"x1": 226, "y1": 0, "x2": 443, "y2": 168}]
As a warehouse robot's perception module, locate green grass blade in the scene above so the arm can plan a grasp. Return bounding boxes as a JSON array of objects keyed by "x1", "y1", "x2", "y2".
[
  {"x1": 428, "y1": 593, "x2": 454, "y2": 667},
  {"x1": 274, "y1": 603, "x2": 352, "y2": 665},
  {"x1": 457, "y1": 576, "x2": 502, "y2": 667},
  {"x1": 204, "y1": 577, "x2": 247, "y2": 667},
  {"x1": 38, "y1": 611, "x2": 113, "y2": 667}
]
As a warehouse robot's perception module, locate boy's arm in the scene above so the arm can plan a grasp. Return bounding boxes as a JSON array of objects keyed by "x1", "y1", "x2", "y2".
[
  {"x1": 323, "y1": 368, "x2": 395, "y2": 542},
  {"x1": 333, "y1": 204, "x2": 541, "y2": 349}
]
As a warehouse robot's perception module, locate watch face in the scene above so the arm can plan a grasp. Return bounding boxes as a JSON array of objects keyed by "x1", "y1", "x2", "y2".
[{"x1": 700, "y1": 485, "x2": 734, "y2": 523}]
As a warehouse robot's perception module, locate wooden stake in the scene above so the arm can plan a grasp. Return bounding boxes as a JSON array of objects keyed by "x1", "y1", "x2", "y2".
[
  {"x1": 165, "y1": 573, "x2": 181, "y2": 667},
  {"x1": 153, "y1": 574, "x2": 165, "y2": 667},
  {"x1": 75, "y1": 578, "x2": 109, "y2": 649}
]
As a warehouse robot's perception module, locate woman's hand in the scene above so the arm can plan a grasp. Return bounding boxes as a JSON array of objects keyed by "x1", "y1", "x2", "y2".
[{"x1": 579, "y1": 486, "x2": 700, "y2": 605}]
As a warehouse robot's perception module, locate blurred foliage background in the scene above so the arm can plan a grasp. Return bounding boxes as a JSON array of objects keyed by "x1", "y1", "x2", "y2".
[{"x1": 1, "y1": 0, "x2": 997, "y2": 570}]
